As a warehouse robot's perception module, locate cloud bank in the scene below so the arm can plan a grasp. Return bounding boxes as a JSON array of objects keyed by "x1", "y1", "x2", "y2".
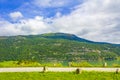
[{"x1": 0, "y1": 0, "x2": 120, "y2": 44}]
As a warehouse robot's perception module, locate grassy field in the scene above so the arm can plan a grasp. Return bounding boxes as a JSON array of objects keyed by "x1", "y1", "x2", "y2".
[
  {"x1": 0, "y1": 71, "x2": 119, "y2": 80},
  {"x1": 0, "y1": 61, "x2": 63, "y2": 67},
  {"x1": 0, "y1": 60, "x2": 120, "y2": 67}
]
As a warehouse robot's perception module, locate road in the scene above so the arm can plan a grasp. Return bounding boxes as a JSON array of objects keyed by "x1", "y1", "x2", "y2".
[{"x1": 0, "y1": 67, "x2": 120, "y2": 72}]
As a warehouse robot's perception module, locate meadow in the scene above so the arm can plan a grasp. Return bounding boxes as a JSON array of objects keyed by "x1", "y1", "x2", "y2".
[
  {"x1": 0, "y1": 60, "x2": 120, "y2": 67},
  {"x1": 0, "y1": 71, "x2": 119, "y2": 80}
]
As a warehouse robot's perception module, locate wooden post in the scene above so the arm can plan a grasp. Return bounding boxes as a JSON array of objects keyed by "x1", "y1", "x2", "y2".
[
  {"x1": 116, "y1": 69, "x2": 119, "y2": 74},
  {"x1": 76, "y1": 68, "x2": 82, "y2": 74},
  {"x1": 43, "y1": 66, "x2": 47, "y2": 72},
  {"x1": 103, "y1": 62, "x2": 107, "y2": 67}
]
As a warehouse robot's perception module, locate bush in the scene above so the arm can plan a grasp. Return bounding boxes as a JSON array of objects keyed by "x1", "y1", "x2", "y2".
[{"x1": 70, "y1": 61, "x2": 93, "y2": 67}]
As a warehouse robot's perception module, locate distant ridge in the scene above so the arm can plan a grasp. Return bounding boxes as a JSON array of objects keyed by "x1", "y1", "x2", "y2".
[
  {"x1": 1, "y1": 32, "x2": 119, "y2": 45},
  {"x1": 25, "y1": 32, "x2": 119, "y2": 45},
  {"x1": 40, "y1": 33, "x2": 94, "y2": 43}
]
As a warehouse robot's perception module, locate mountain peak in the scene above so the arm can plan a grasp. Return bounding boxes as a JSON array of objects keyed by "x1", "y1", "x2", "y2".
[{"x1": 40, "y1": 32, "x2": 93, "y2": 43}]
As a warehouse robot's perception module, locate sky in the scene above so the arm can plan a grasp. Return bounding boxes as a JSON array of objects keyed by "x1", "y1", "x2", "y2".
[{"x1": 0, "y1": 0, "x2": 120, "y2": 44}]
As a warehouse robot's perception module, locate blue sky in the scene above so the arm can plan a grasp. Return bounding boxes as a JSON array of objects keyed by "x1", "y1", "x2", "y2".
[
  {"x1": 0, "y1": 0, "x2": 120, "y2": 44},
  {"x1": 0, "y1": 0, "x2": 83, "y2": 19}
]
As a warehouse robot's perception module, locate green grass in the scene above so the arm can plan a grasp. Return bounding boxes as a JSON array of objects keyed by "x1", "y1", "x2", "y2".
[
  {"x1": 89, "y1": 60, "x2": 120, "y2": 67},
  {"x1": 0, "y1": 71, "x2": 120, "y2": 80},
  {"x1": 0, "y1": 61, "x2": 63, "y2": 67},
  {"x1": 0, "y1": 61, "x2": 41, "y2": 67},
  {"x1": 0, "y1": 60, "x2": 120, "y2": 67}
]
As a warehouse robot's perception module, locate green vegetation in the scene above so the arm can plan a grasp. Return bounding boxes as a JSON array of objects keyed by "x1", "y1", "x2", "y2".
[
  {"x1": 0, "y1": 61, "x2": 62, "y2": 67},
  {"x1": 89, "y1": 60, "x2": 120, "y2": 67},
  {"x1": 0, "y1": 33, "x2": 120, "y2": 67},
  {"x1": 68, "y1": 61, "x2": 93, "y2": 67},
  {"x1": 0, "y1": 71, "x2": 119, "y2": 80},
  {"x1": 0, "y1": 60, "x2": 120, "y2": 67}
]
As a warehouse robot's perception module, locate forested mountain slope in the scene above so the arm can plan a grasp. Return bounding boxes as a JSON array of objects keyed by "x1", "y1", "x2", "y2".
[{"x1": 0, "y1": 33, "x2": 120, "y2": 62}]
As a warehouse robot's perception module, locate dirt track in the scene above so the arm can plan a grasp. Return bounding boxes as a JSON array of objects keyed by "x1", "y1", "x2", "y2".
[{"x1": 0, "y1": 67, "x2": 120, "y2": 72}]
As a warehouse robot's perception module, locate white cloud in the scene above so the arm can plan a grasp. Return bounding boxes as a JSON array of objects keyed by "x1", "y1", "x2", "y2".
[
  {"x1": 55, "y1": 12, "x2": 62, "y2": 18},
  {"x1": 0, "y1": 20, "x2": 24, "y2": 36},
  {"x1": 51, "y1": 0, "x2": 120, "y2": 44},
  {"x1": 17, "y1": 16, "x2": 51, "y2": 35},
  {"x1": 33, "y1": 0, "x2": 52, "y2": 7},
  {"x1": 9, "y1": 11, "x2": 23, "y2": 20},
  {"x1": 0, "y1": 16, "x2": 52, "y2": 36},
  {"x1": 0, "y1": 0, "x2": 120, "y2": 44}
]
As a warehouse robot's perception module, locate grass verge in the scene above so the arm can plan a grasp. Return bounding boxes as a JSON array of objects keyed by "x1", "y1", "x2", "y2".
[{"x1": 0, "y1": 71, "x2": 120, "y2": 80}]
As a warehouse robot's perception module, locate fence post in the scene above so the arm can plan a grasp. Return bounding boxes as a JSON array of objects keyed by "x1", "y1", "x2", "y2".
[
  {"x1": 76, "y1": 68, "x2": 82, "y2": 74},
  {"x1": 43, "y1": 66, "x2": 48, "y2": 72},
  {"x1": 116, "y1": 69, "x2": 119, "y2": 74},
  {"x1": 103, "y1": 62, "x2": 107, "y2": 67}
]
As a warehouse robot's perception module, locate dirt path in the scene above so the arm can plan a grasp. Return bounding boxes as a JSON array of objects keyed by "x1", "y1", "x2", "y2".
[{"x1": 0, "y1": 67, "x2": 119, "y2": 72}]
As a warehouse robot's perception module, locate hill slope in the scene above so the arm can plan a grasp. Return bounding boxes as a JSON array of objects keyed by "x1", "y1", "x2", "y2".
[{"x1": 0, "y1": 33, "x2": 120, "y2": 62}]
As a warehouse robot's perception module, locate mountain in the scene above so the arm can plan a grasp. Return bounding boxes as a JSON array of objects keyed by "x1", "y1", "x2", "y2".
[
  {"x1": 0, "y1": 33, "x2": 120, "y2": 62},
  {"x1": 40, "y1": 33, "x2": 93, "y2": 43},
  {"x1": 26, "y1": 33, "x2": 120, "y2": 45}
]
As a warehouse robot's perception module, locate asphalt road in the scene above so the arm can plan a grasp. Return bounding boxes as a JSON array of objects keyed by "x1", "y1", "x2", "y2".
[{"x1": 0, "y1": 67, "x2": 120, "y2": 72}]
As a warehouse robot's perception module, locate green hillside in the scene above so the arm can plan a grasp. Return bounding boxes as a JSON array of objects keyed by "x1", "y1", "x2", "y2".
[{"x1": 0, "y1": 33, "x2": 120, "y2": 64}]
